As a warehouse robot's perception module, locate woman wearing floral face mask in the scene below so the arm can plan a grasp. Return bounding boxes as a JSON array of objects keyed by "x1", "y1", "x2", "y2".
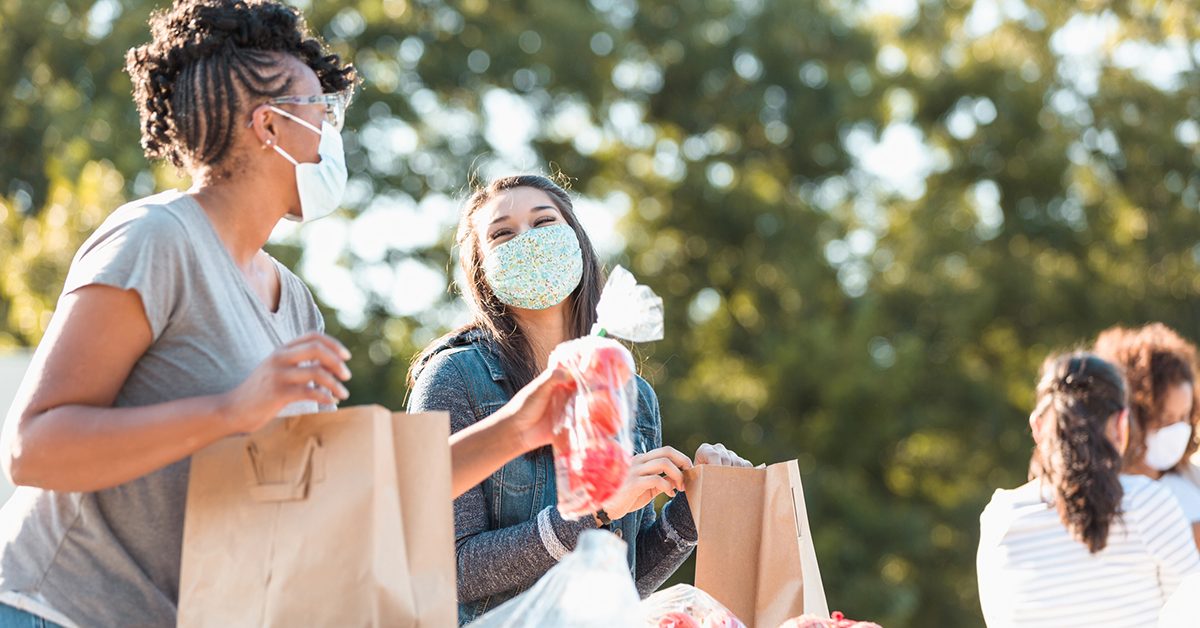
[
  {"x1": 1095, "y1": 323, "x2": 1200, "y2": 548},
  {"x1": 0, "y1": 4, "x2": 571, "y2": 626},
  {"x1": 408, "y1": 175, "x2": 752, "y2": 625}
]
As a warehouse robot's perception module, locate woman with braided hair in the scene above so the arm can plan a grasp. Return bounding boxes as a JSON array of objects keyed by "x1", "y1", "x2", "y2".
[
  {"x1": 0, "y1": 2, "x2": 572, "y2": 626},
  {"x1": 977, "y1": 353, "x2": 1200, "y2": 627}
]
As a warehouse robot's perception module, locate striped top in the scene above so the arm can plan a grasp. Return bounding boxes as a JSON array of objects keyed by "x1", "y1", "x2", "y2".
[
  {"x1": 977, "y1": 475, "x2": 1200, "y2": 627},
  {"x1": 1159, "y1": 472, "x2": 1200, "y2": 522}
]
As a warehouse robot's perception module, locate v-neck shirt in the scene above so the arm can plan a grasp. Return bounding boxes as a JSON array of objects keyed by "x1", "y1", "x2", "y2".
[{"x1": 0, "y1": 190, "x2": 325, "y2": 627}]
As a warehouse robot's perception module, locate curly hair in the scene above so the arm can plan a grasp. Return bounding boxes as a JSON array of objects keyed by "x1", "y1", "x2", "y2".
[
  {"x1": 124, "y1": 0, "x2": 356, "y2": 173},
  {"x1": 1030, "y1": 353, "x2": 1127, "y2": 553},
  {"x1": 1094, "y1": 323, "x2": 1200, "y2": 471}
]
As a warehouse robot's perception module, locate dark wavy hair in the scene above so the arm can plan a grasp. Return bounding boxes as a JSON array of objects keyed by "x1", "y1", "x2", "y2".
[
  {"x1": 409, "y1": 174, "x2": 604, "y2": 393},
  {"x1": 1030, "y1": 352, "x2": 1127, "y2": 553},
  {"x1": 1094, "y1": 323, "x2": 1200, "y2": 471},
  {"x1": 124, "y1": 0, "x2": 356, "y2": 173}
]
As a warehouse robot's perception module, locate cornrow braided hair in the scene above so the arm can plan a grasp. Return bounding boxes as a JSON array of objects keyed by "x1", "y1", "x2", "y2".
[
  {"x1": 124, "y1": 0, "x2": 356, "y2": 172},
  {"x1": 1031, "y1": 353, "x2": 1127, "y2": 553}
]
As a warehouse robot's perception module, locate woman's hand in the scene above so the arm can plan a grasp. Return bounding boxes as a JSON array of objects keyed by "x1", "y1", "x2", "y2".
[
  {"x1": 218, "y1": 332, "x2": 352, "y2": 433},
  {"x1": 599, "y1": 446, "x2": 694, "y2": 520},
  {"x1": 448, "y1": 366, "x2": 574, "y2": 498},
  {"x1": 497, "y1": 366, "x2": 577, "y2": 453},
  {"x1": 695, "y1": 442, "x2": 753, "y2": 468}
]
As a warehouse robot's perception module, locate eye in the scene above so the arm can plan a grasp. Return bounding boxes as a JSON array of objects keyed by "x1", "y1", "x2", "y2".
[
  {"x1": 489, "y1": 228, "x2": 514, "y2": 242},
  {"x1": 534, "y1": 216, "x2": 559, "y2": 227}
]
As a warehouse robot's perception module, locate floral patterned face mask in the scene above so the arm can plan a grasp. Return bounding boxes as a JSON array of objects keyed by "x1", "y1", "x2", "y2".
[{"x1": 483, "y1": 223, "x2": 584, "y2": 310}]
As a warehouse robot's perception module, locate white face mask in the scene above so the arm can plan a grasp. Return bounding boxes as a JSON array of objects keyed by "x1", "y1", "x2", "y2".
[
  {"x1": 268, "y1": 106, "x2": 347, "y2": 222},
  {"x1": 1144, "y1": 422, "x2": 1193, "y2": 471}
]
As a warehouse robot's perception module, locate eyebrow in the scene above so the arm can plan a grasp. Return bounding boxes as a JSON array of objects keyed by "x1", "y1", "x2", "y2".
[{"x1": 489, "y1": 205, "x2": 558, "y2": 227}]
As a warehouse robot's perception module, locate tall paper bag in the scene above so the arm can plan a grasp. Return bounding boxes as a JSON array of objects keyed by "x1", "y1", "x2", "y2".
[
  {"x1": 683, "y1": 461, "x2": 828, "y2": 627},
  {"x1": 178, "y1": 405, "x2": 456, "y2": 627}
]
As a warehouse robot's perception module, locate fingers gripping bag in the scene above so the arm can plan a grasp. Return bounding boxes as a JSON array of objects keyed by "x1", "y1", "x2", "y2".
[
  {"x1": 467, "y1": 530, "x2": 642, "y2": 627},
  {"x1": 641, "y1": 584, "x2": 747, "y2": 628},
  {"x1": 551, "y1": 266, "x2": 664, "y2": 520}
]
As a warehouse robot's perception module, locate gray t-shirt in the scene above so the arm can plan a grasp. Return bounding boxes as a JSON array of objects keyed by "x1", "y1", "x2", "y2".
[{"x1": 0, "y1": 190, "x2": 325, "y2": 627}]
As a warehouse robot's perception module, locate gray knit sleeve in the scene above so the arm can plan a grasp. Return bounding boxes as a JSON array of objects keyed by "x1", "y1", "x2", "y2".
[
  {"x1": 407, "y1": 350, "x2": 598, "y2": 603},
  {"x1": 630, "y1": 382, "x2": 698, "y2": 596}
]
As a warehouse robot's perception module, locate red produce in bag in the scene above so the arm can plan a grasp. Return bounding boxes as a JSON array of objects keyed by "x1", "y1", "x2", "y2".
[
  {"x1": 641, "y1": 584, "x2": 748, "y2": 628},
  {"x1": 549, "y1": 336, "x2": 638, "y2": 519}
]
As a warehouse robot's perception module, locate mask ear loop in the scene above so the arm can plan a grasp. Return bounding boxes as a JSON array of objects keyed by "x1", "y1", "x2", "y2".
[
  {"x1": 272, "y1": 143, "x2": 300, "y2": 166},
  {"x1": 268, "y1": 105, "x2": 323, "y2": 135},
  {"x1": 243, "y1": 105, "x2": 306, "y2": 166},
  {"x1": 252, "y1": 106, "x2": 321, "y2": 165}
]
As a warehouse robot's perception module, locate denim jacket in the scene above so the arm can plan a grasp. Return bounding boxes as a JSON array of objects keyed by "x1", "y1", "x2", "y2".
[{"x1": 408, "y1": 328, "x2": 698, "y2": 625}]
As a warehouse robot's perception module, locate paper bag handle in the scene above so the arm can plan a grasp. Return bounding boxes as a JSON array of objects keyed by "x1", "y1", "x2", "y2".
[{"x1": 244, "y1": 437, "x2": 321, "y2": 503}]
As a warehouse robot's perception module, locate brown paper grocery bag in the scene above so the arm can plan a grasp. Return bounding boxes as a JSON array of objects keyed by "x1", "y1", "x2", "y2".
[
  {"x1": 683, "y1": 461, "x2": 828, "y2": 627},
  {"x1": 177, "y1": 406, "x2": 456, "y2": 627}
]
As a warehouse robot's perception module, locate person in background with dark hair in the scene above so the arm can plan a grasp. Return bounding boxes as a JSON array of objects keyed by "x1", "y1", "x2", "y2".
[
  {"x1": 1094, "y1": 323, "x2": 1200, "y2": 548},
  {"x1": 977, "y1": 352, "x2": 1200, "y2": 627},
  {"x1": 407, "y1": 174, "x2": 752, "y2": 625},
  {"x1": 0, "y1": 3, "x2": 572, "y2": 626}
]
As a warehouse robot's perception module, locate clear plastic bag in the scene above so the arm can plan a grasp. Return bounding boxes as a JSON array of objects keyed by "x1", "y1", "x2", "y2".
[
  {"x1": 591, "y1": 265, "x2": 665, "y2": 342},
  {"x1": 551, "y1": 266, "x2": 663, "y2": 520},
  {"x1": 467, "y1": 530, "x2": 642, "y2": 627},
  {"x1": 640, "y1": 584, "x2": 748, "y2": 628},
  {"x1": 549, "y1": 335, "x2": 637, "y2": 520},
  {"x1": 778, "y1": 611, "x2": 881, "y2": 628}
]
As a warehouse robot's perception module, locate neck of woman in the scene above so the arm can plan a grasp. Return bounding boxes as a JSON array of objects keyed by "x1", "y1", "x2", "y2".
[
  {"x1": 513, "y1": 302, "x2": 572, "y2": 371},
  {"x1": 188, "y1": 173, "x2": 290, "y2": 269},
  {"x1": 1124, "y1": 460, "x2": 1165, "y2": 480}
]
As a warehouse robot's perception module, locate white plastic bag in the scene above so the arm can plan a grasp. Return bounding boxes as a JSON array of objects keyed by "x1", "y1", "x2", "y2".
[{"x1": 468, "y1": 530, "x2": 642, "y2": 627}]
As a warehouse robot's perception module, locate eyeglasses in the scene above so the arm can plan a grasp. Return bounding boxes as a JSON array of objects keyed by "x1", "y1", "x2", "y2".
[{"x1": 259, "y1": 90, "x2": 352, "y2": 131}]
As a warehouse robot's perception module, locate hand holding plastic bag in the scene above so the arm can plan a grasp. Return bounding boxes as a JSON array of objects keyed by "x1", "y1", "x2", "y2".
[
  {"x1": 467, "y1": 530, "x2": 641, "y2": 627},
  {"x1": 641, "y1": 584, "x2": 747, "y2": 628}
]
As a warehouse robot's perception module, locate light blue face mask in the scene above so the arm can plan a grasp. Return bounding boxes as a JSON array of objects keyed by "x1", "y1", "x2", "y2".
[{"x1": 483, "y1": 223, "x2": 584, "y2": 310}]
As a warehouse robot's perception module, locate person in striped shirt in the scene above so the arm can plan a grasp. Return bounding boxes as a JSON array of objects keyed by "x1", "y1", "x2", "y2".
[
  {"x1": 1094, "y1": 323, "x2": 1200, "y2": 549},
  {"x1": 977, "y1": 352, "x2": 1200, "y2": 627}
]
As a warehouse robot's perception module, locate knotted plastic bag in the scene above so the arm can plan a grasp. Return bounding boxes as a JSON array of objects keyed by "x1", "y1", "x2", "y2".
[
  {"x1": 591, "y1": 265, "x2": 665, "y2": 342},
  {"x1": 640, "y1": 584, "x2": 747, "y2": 628},
  {"x1": 551, "y1": 266, "x2": 664, "y2": 520},
  {"x1": 467, "y1": 530, "x2": 642, "y2": 627}
]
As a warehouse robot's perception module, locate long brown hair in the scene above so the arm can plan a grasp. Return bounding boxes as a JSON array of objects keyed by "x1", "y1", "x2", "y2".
[
  {"x1": 409, "y1": 174, "x2": 604, "y2": 392},
  {"x1": 1030, "y1": 352, "x2": 1127, "y2": 553},
  {"x1": 1093, "y1": 323, "x2": 1200, "y2": 470}
]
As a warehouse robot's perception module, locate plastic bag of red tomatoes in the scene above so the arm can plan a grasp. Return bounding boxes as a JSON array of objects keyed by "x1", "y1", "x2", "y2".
[
  {"x1": 550, "y1": 266, "x2": 664, "y2": 521},
  {"x1": 548, "y1": 336, "x2": 638, "y2": 519}
]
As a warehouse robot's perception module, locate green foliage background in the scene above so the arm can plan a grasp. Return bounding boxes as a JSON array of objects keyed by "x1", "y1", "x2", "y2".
[{"x1": 2, "y1": 0, "x2": 1199, "y2": 624}]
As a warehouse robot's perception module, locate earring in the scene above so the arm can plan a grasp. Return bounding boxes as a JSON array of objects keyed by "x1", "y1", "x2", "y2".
[{"x1": 263, "y1": 139, "x2": 274, "y2": 149}]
